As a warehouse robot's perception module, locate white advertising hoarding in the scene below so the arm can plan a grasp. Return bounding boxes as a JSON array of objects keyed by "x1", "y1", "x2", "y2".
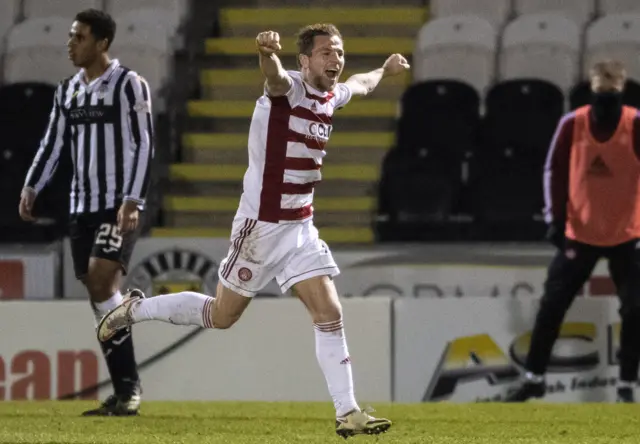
[
  {"x1": 0, "y1": 246, "x2": 58, "y2": 300},
  {"x1": 0, "y1": 297, "x2": 392, "y2": 402},
  {"x1": 394, "y1": 297, "x2": 623, "y2": 403}
]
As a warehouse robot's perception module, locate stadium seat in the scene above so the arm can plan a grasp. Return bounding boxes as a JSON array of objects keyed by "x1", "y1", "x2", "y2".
[
  {"x1": 23, "y1": 0, "x2": 103, "y2": 19},
  {"x1": 375, "y1": 146, "x2": 464, "y2": 242},
  {"x1": 464, "y1": 155, "x2": 546, "y2": 241},
  {"x1": 480, "y1": 79, "x2": 565, "y2": 163},
  {"x1": 114, "y1": 8, "x2": 182, "y2": 37},
  {"x1": 467, "y1": 79, "x2": 563, "y2": 238},
  {"x1": 465, "y1": 79, "x2": 563, "y2": 239},
  {"x1": 500, "y1": 13, "x2": 581, "y2": 93},
  {"x1": 109, "y1": 16, "x2": 172, "y2": 103},
  {"x1": 569, "y1": 79, "x2": 640, "y2": 109},
  {"x1": 106, "y1": 0, "x2": 188, "y2": 21},
  {"x1": 0, "y1": 82, "x2": 58, "y2": 184},
  {"x1": 584, "y1": 14, "x2": 640, "y2": 83},
  {"x1": 0, "y1": 82, "x2": 56, "y2": 130},
  {"x1": 413, "y1": 15, "x2": 498, "y2": 97},
  {"x1": 0, "y1": 0, "x2": 19, "y2": 52},
  {"x1": 4, "y1": 17, "x2": 78, "y2": 83},
  {"x1": 0, "y1": 82, "x2": 70, "y2": 241},
  {"x1": 395, "y1": 80, "x2": 481, "y2": 157},
  {"x1": 430, "y1": 0, "x2": 512, "y2": 28},
  {"x1": 514, "y1": 0, "x2": 596, "y2": 26},
  {"x1": 599, "y1": 0, "x2": 640, "y2": 15}
]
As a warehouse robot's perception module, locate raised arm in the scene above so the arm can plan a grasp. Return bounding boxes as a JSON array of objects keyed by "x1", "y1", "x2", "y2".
[
  {"x1": 257, "y1": 31, "x2": 292, "y2": 97},
  {"x1": 345, "y1": 53, "x2": 410, "y2": 97}
]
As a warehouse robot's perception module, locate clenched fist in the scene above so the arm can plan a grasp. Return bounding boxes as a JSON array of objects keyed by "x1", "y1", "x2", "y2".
[
  {"x1": 256, "y1": 31, "x2": 282, "y2": 56},
  {"x1": 18, "y1": 187, "x2": 36, "y2": 222},
  {"x1": 382, "y1": 54, "x2": 411, "y2": 77}
]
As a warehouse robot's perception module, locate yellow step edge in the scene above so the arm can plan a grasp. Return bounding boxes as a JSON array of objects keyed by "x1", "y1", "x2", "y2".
[
  {"x1": 187, "y1": 99, "x2": 397, "y2": 118},
  {"x1": 164, "y1": 196, "x2": 375, "y2": 212},
  {"x1": 206, "y1": 37, "x2": 414, "y2": 55},
  {"x1": 170, "y1": 164, "x2": 379, "y2": 181},
  {"x1": 219, "y1": 8, "x2": 428, "y2": 26},
  {"x1": 200, "y1": 69, "x2": 410, "y2": 86},
  {"x1": 182, "y1": 132, "x2": 394, "y2": 149},
  {"x1": 151, "y1": 226, "x2": 374, "y2": 243}
]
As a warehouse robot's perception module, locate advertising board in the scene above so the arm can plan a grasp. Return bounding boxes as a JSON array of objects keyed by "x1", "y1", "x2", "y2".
[
  {"x1": 394, "y1": 297, "x2": 623, "y2": 403},
  {"x1": 0, "y1": 298, "x2": 392, "y2": 402}
]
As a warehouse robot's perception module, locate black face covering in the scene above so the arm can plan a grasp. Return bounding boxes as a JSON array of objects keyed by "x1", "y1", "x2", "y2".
[{"x1": 591, "y1": 91, "x2": 623, "y2": 126}]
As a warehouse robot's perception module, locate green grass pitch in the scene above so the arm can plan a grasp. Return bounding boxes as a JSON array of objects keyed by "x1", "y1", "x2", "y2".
[{"x1": 1, "y1": 401, "x2": 640, "y2": 443}]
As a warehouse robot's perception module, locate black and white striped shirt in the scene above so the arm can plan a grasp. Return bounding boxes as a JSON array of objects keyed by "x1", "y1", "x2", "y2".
[{"x1": 24, "y1": 59, "x2": 154, "y2": 215}]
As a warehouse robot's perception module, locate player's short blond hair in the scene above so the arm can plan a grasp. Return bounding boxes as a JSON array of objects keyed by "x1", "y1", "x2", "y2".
[
  {"x1": 295, "y1": 23, "x2": 342, "y2": 68},
  {"x1": 590, "y1": 59, "x2": 627, "y2": 84}
]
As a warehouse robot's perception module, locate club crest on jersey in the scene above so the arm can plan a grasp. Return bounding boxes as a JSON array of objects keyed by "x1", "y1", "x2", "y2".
[
  {"x1": 97, "y1": 84, "x2": 109, "y2": 99},
  {"x1": 124, "y1": 249, "x2": 219, "y2": 297}
]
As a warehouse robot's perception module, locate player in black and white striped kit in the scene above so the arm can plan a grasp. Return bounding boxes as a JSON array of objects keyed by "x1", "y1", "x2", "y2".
[{"x1": 18, "y1": 9, "x2": 153, "y2": 416}]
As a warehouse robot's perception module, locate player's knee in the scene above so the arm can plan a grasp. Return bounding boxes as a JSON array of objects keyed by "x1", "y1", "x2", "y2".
[
  {"x1": 85, "y1": 268, "x2": 117, "y2": 302},
  {"x1": 211, "y1": 312, "x2": 240, "y2": 329},
  {"x1": 84, "y1": 275, "x2": 113, "y2": 301},
  {"x1": 310, "y1": 303, "x2": 342, "y2": 325}
]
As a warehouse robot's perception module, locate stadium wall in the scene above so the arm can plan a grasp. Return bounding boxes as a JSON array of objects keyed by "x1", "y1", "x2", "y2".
[
  {"x1": 0, "y1": 298, "x2": 392, "y2": 402},
  {"x1": 0, "y1": 238, "x2": 625, "y2": 403},
  {"x1": 394, "y1": 297, "x2": 623, "y2": 403},
  {"x1": 0, "y1": 297, "x2": 626, "y2": 403},
  {"x1": 0, "y1": 246, "x2": 59, "y2": 300}
]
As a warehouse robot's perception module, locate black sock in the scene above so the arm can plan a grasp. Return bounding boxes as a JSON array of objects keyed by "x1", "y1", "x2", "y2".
[
  {"x1": 100, "y1": 327, "x2": 141, "y2": 396},
  {"x1": 91, "y1": 301, "x2": 141, "y2": 397}
]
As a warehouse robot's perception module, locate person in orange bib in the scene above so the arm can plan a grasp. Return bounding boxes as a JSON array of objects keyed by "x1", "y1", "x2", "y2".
[{"x1": 506, "y1": 60, "x2": 640, "y2": 403}]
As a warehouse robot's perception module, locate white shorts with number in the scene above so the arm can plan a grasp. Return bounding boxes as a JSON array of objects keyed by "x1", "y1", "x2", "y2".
[{"x1": 218, "y1": 216, "x2": 340, "y2": 297}]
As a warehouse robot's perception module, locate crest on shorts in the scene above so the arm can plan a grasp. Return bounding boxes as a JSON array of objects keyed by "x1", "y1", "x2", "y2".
[
  {"x1": 124, "y1": 249, "x2": 219, "y2": 297},
  {"x1": 238, "y1": 267, "x2": 253, "y2": 282}
]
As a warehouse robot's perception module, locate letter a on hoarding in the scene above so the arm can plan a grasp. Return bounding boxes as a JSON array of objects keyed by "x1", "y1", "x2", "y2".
[{"x1": 423, "y1": 334, "x2": 520, "y2": 401}]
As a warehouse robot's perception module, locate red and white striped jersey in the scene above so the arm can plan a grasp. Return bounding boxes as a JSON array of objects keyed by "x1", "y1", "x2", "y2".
[{"x1": 236, "y1": 70, "x2": 353, "y2": 224}]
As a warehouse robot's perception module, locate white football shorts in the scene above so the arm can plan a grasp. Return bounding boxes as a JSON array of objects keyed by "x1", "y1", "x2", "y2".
[{"x1": 218, "y1": 216, "x2": 340, "y2": 297}]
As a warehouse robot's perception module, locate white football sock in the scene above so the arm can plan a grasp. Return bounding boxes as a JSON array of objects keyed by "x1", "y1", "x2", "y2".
[
  {"x1": 314, "y1": 319, "x2": 359, "y2": 418},
  {"x1": 92, "y1": 291, "x2": 124, "y2": 324},
  {"x1": 130, "y1": 291, "x2": 215, "y2": 328}
]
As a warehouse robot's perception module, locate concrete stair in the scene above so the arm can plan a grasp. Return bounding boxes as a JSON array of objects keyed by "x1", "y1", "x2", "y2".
[{"x1": 156, "y1": 4, "x2": 427, "y2": 244}]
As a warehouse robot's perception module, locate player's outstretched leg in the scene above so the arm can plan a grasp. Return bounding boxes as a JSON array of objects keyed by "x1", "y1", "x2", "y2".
[
  {"x1": 292, "y1": 276, "x2": 392, "y2": 438},
  {"x1": 97, "y1": 284, "x2": 250, "y2": 342}
]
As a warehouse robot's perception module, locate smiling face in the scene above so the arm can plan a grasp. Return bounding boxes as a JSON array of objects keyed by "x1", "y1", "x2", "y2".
[
  {"x1": 296, "y1": 24, "x2": 345, "y2": 92},
  {"x1": 301, "y1": 35, "x2": 345, "y2": 92}
]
